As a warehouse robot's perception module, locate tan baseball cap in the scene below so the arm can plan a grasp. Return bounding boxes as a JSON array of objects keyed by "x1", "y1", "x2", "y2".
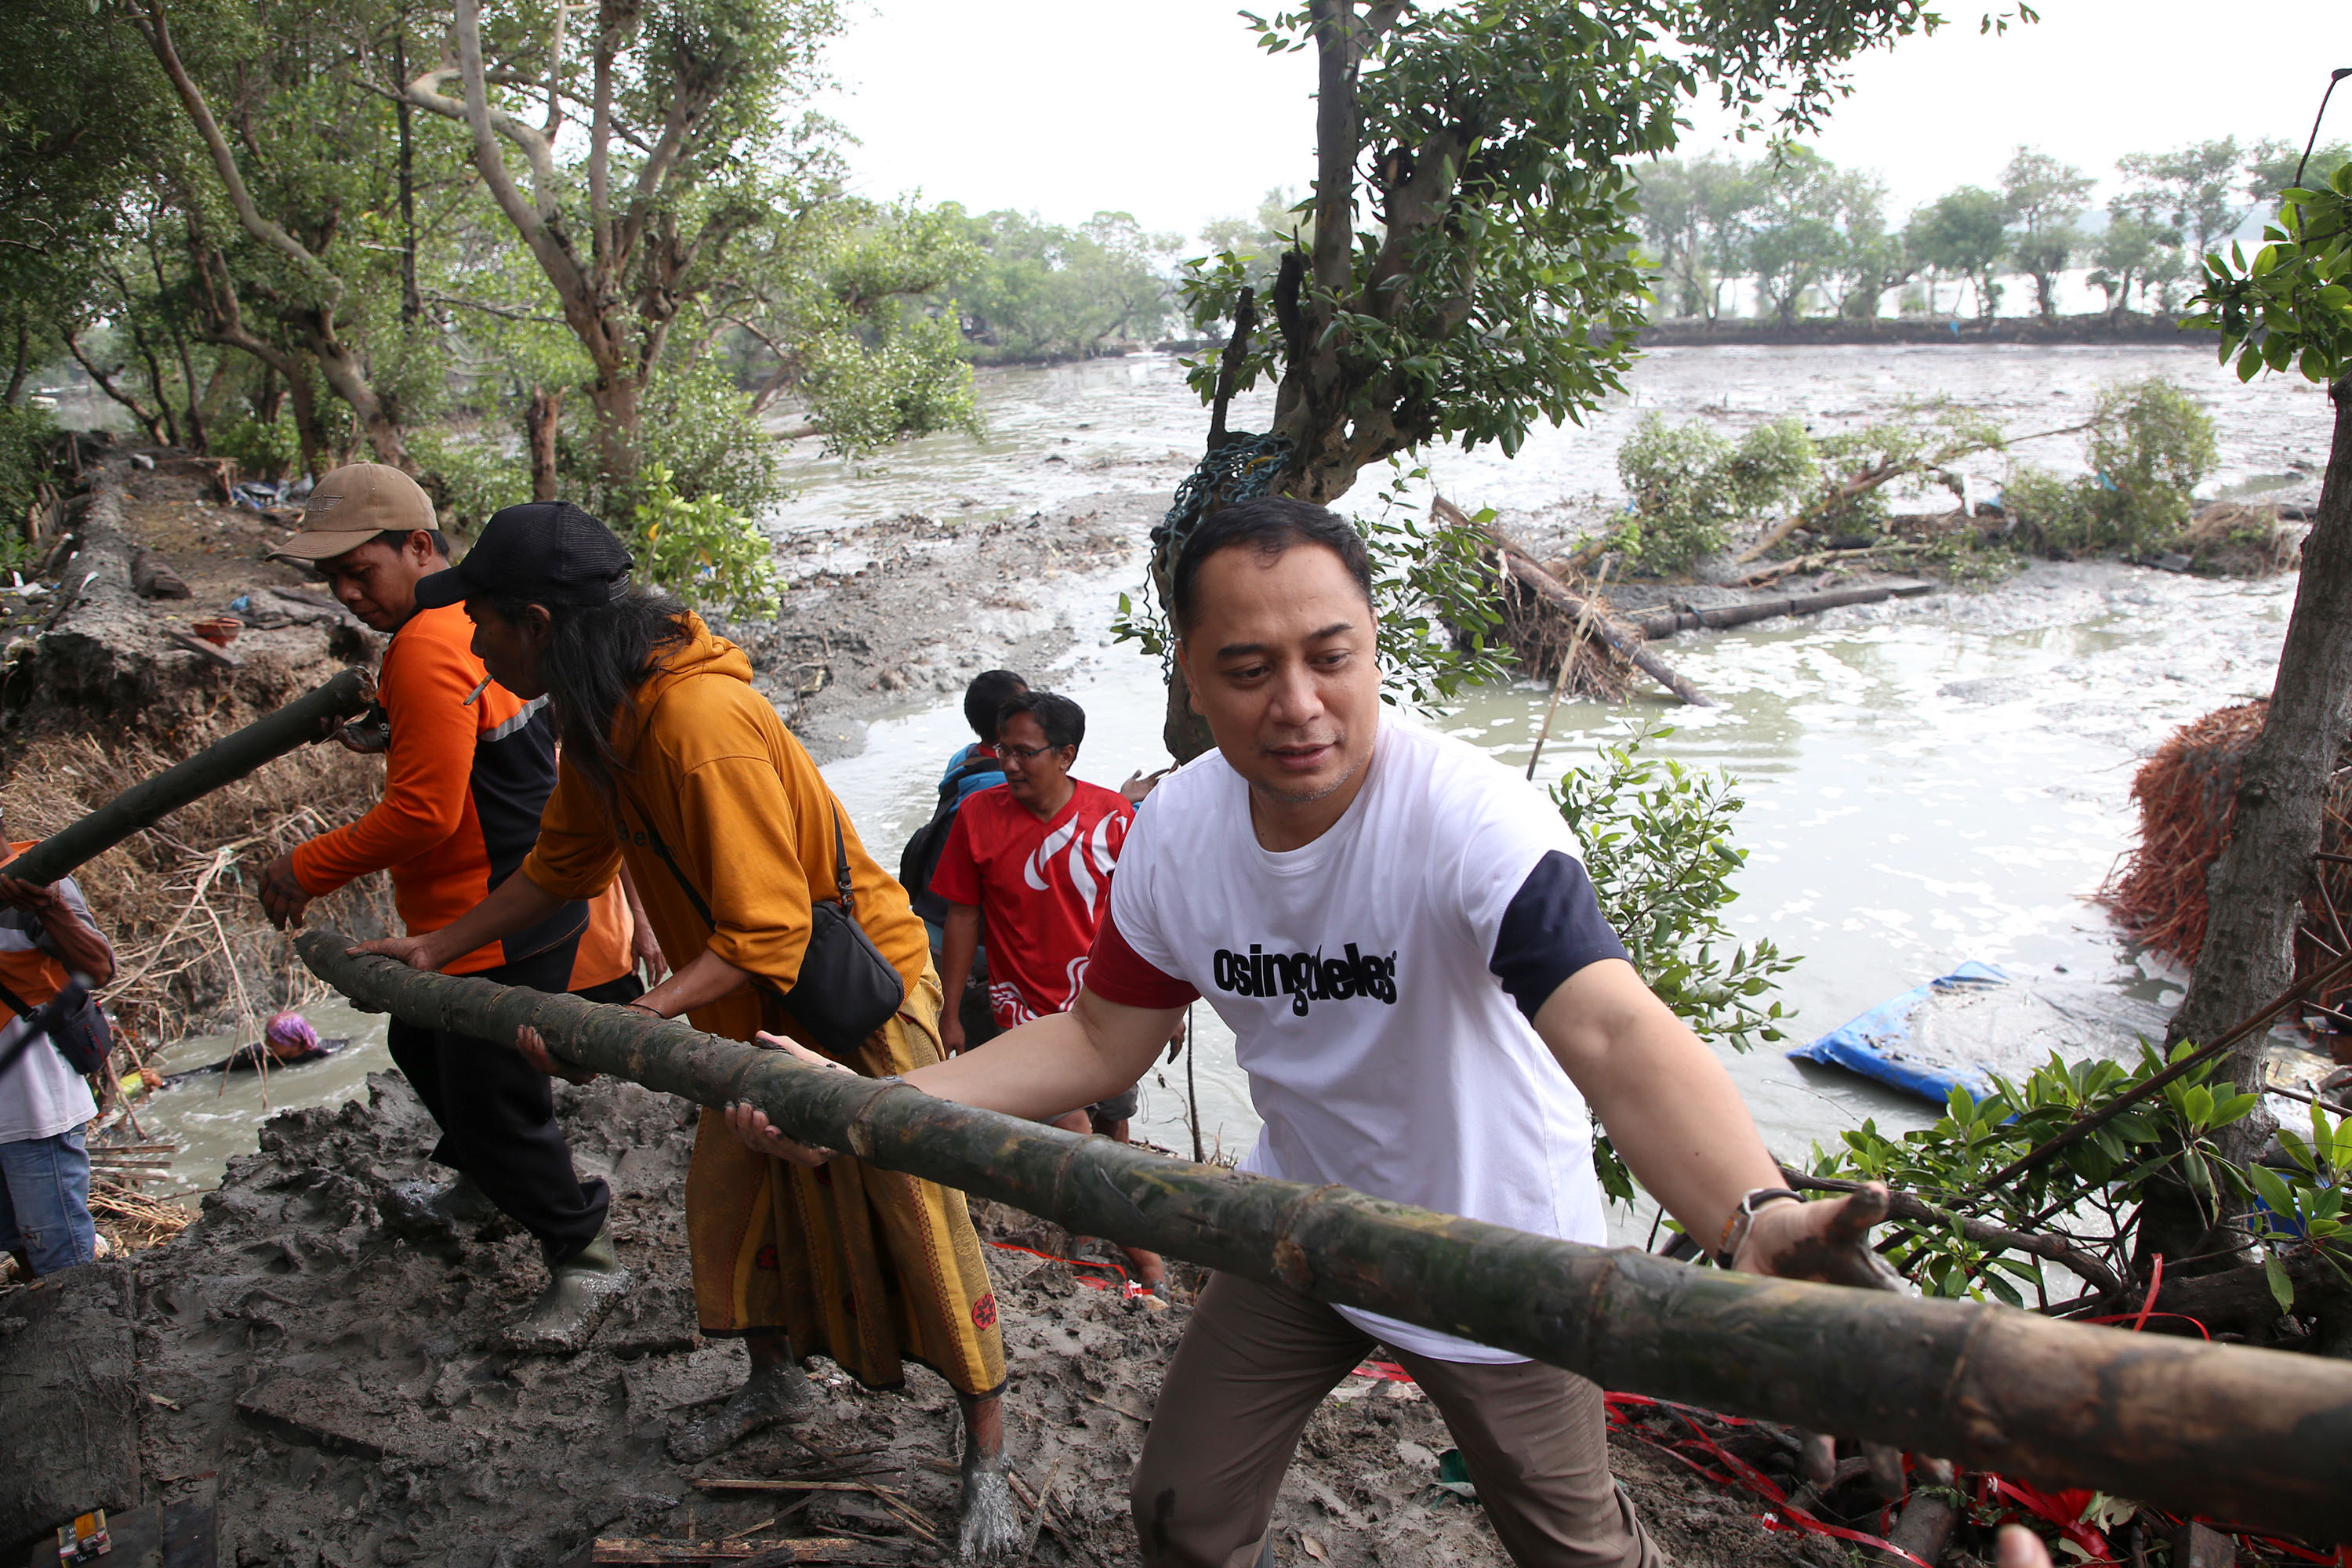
[{"x1": 267, "y1": 463, "x2": 437, "y2": 564}]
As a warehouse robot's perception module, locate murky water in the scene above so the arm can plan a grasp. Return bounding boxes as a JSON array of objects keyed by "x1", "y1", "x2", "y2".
[
  {"x1": 136, "y1": 344, "x2": 2332, "y2": 1233},
  {"x1": 803, "y1": 344, "x2": 2324, "y2": 1242},
  {"x1": 129, "y1": 997, "x2": 392, "y2": 1196}
]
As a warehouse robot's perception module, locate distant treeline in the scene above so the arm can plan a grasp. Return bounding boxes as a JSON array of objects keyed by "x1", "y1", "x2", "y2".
[{"x1": 1632, "y1": 137, "x2": 2352, "y2": 326}]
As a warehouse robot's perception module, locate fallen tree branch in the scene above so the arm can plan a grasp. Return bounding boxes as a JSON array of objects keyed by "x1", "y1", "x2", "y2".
[
  {"x1": 1784, "y1": 1168, "x2": 2124, "y2": 1298},
  {"x1": 1631, "y1": 583, "x2": 1936, "y2": 641},
  {"x1": 1733, "y1": 417, "x2": 2097, "y2": 564},
  {"x1": 292, "y1": 927, "x2": 2352, "y2": 1542},
  {"x1": 1437, "y1": 499, "x2": 1711, "y2": 706}
]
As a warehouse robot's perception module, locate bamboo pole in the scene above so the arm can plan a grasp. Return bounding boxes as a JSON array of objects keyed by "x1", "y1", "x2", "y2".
[
  {"x1": 9, "y1": 667, "x2": 375, "y2": 887},
  {"x1": 291, "y1": 930, "x2": 2352, "y2": 1544}
]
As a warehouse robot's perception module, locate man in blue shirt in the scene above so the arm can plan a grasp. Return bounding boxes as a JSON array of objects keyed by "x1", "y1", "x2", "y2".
[{"x1": 939, "y1": 670, "x2": 1029, "y2": 806}]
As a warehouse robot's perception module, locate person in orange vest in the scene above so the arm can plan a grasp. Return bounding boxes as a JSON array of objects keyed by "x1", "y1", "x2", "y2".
[
  {"x1": 256, "y1": 463, "x2": 628, "y2": 1351},
  {"x1": 571, "y1": 868, "x2": 666, "y2": 1003}
]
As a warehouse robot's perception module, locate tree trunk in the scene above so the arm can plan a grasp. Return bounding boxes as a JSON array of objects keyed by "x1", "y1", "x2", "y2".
[
  {"x1": 2169, "y1": 378, "x2": 2352, "y2": 1138},
  {"x1": 285, "y1": 361, "x2": 326, "y2": 481},
  {"x1": 64, "y1": 334, "x2": 168, "y2": 445},
  {"x1": 9, "y1": 670, "x2": 374, "y2": 887},
  {"x1": 526, "y1": 387, "x2": 562, "y2": 502},
  {"x1": 589, "y1": 376, "x2": 641, "y2": 495},
  {"x1": 306, "y1": 327, "x2": 408, "y2": 471},
  {"x1": 286, "y1": 926, "x2": 2352, "y2": 1543},
  {"x1": 1161, "y1": 659, "x2": 1217, "y2": 765},
  {"x1": 393, "y1": 21, "x2": 421, "y2": 327},
  {"x1": 5, "y1": 320, "x2": 27, "y2": 406}
]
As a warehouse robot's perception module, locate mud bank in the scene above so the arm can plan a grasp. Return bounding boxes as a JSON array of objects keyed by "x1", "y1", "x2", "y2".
[
  {"x1": 1, "y1": 1076, "x2": 1822, "y2": 1568},
  {"x1": 756, "y1": 495, "x2": 1152, "y2": 763}
]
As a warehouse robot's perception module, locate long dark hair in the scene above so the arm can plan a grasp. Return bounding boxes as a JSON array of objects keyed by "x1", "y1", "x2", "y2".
[{"x1": 485, "y1": 586, "x2": 693, "y2": 806}]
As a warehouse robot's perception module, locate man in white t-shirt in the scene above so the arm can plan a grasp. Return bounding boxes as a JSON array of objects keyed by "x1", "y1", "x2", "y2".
[{"x1": 730, "y1": 496, "x2": 1900, "y2": 1567}]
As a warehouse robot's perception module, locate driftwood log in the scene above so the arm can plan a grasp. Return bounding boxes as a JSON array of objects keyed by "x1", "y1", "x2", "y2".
[
  {"x1": 1630, "y1": 583, "x2": 1936, "y2": 641},
  {"x1": 292, "y1": 929, "x2": 2352, "y2": 1542},
  {"x1": 9, "y1": 667, "x2": 374, "y2": 887},
  {"x1": 1440, "y1": 502, "x2": 1713, "y2": 707}
]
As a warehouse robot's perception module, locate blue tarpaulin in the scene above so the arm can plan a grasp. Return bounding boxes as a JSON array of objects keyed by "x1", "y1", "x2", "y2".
[{"x1": 1787, "y1": 960, "x2": 2012, "y2": 1105}]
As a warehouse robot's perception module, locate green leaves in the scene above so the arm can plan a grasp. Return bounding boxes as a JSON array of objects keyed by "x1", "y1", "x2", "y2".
[
  {"x1": 626, "y1": 460, "x2": 784, "y2": 619},
  {"x1": 2265, "y1": 1248, "x2": 2296, "y2": 1313},
  {"x1": 1555, "y1": 722, "x2": 1798, "y2": 1055},
  {"x1": 1800, "y1": 1039, "x2": 2352, "y2": 1306},
  {"x1": 2181, "y1": 163, "x2": 2352, "y2": 386},
  {"x1": 2002, "y1": 377, "x2": 2217, "y2": 559},
  {"x1": 1614, "y1": 412, "x2": 1818, "y2": 568}
]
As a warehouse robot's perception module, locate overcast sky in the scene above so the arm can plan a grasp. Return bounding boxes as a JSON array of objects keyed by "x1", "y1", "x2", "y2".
[{"x1": 819, "y1": 1, "x2": 2350, "y2": 241}]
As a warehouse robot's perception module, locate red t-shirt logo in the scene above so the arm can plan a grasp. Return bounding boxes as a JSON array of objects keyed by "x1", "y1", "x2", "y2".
[{"x1": 927, "y1": 782, "x2": 1135, "y2": 1029}]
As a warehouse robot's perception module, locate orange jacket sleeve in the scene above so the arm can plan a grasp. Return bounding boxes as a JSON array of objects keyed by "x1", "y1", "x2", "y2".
[
  {"x1": 289, "y1": 628, "x2": 477, "y2": 895},
  {"x1": 520, "y1": 755, "x2": 625, "y2": 902}
]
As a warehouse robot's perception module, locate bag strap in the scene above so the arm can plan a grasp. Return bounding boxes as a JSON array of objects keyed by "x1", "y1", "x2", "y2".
[
  {"x1": 830, "y1": 806, "x2": 855, "y2": 916},
  {"x1": 626, "y1": 803, "x2": 717, "y2": 932},
  {"x1": 938, "y1": 753, "x2": 1000, "y2": 808},
  {"x1": 0, "y1": 970, "x2": 81, "y2": 1079},
  {"x1": 0, "y1": 971, "x2": 41, "y2": 1025},
  {"x1": 626, "y1": 800, "x2": 858, "y2": 927}
]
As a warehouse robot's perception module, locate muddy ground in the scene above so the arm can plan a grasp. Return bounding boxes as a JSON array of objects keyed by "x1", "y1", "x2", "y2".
[
  {"x1": 5, "y1": 1076, "x2": 1831, "y2": 1568},
  {"x1": 3, "y1": 442, "x2": 2304, "y2": 1566},
  {"x1": 5, "y1": 447, "x2": 1146, "y2": 765},
  {"x1": 747, "y1": 496, "x2": 1149, "y2": 763}
]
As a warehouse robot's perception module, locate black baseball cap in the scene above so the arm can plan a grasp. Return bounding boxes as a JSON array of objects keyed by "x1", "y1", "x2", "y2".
[{"x1": 413, "y1": 500, "x2": 634, "y2": 610}]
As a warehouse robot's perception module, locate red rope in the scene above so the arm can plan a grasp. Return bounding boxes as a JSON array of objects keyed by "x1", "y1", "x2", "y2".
[{"x1": 2132, "y1": 1253, "x2": 2164, "y2": 1334}]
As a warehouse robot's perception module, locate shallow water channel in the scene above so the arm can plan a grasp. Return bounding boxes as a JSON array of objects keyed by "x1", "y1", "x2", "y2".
[{"x1": 140, "y1": 345, "x2": 2333, "y2": 1245}]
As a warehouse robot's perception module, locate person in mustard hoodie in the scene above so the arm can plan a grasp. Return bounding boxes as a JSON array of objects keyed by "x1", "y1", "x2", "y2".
[
  {"x1": 353, "y1": 500, "x2": 1019, "y2": 1562},
  {"x1": 258, "y1": 465, "x2": 630, "y2": 1352}
]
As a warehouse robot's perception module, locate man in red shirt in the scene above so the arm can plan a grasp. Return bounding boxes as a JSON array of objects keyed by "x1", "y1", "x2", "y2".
[{"x1": 929, "y1": 690, "x2": 1163, "y2": 1289}]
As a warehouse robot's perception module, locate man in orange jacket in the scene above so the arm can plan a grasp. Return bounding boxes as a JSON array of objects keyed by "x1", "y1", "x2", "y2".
[{"x1": 256, "y1": 463, "x2": 630, "y2": 1350}]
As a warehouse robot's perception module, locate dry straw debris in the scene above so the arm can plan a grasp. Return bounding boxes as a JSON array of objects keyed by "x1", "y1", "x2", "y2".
[
  {"x1": 4, "y1": 731, "x2": 395, "y2": 1044},
  {"x1": 1484, "y1": 546, "x2": 1637, "y2": 702},
  {"x1": 2180, "y1": 502, "x2": 2300, "y2": 578}
]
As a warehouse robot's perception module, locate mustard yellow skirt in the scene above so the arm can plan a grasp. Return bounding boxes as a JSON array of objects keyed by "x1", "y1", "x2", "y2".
[{"x1": 684, "y1": 969, "x2": 1006, "y2": 1398}]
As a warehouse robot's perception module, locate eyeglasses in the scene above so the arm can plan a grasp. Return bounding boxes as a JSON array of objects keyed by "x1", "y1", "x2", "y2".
[{"x1": 997, "y1": 742, "x2": 1064, "y2": 762}]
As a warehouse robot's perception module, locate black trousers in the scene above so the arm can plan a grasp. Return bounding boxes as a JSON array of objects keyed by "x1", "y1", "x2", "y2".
[
  {"x1": 387, "y1": 939, "x2": 610, "y2": 1258},
  {"x1": 572, "y1": 972, "x2": 647, "y2": 1007}
]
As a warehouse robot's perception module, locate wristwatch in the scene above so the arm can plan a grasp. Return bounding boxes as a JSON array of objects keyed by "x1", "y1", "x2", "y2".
[{"x1": 1714, "y1": 1185, "x2": 1804, "y2": 1269}]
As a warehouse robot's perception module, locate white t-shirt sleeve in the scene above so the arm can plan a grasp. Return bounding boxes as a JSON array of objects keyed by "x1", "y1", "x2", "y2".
[
  {"x1": 1448, "y1": 764, "x2": 1584, "y2": 956},
  {"x1": 1446, "y1": 762, "x2": 1631, "y2": 1020},
  {"x1": 1105, "y1": 794, "x2": 1184, "y2": 981}
]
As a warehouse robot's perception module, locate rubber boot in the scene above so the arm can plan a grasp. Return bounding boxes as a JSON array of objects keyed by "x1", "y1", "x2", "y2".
[{"x1": 507, "y1": 1227, "x2": 632, "y2": 1354}]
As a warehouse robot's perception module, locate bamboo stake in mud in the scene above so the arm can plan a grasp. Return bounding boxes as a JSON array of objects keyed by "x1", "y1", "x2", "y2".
[
  {"x1": 292, "y1": 930, "x2": 2352, "y2": 1544},
  {"x1": 9, "y1": 667, "x2": 376, "y2": 887}
]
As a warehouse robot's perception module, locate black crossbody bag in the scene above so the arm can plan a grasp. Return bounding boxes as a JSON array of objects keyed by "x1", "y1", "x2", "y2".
[
  {"x1": 630, "y1": 802, "x2": 905, "y2": 1058},
  {"x1": 0, "y1": 967, "x2": 111, "y2": 1079}
]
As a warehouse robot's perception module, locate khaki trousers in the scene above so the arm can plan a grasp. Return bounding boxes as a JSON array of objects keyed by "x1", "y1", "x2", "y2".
[{"x1": 1131, "y1": 1272, "x2": 1663, "y2": 1568}]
